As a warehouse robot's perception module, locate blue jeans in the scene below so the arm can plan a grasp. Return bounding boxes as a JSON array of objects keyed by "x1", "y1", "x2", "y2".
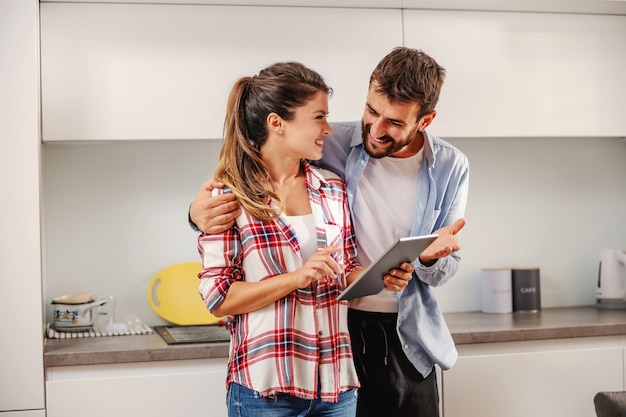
[{"x1": 227, "y1": 383, "x2": 357, "y2": 417}]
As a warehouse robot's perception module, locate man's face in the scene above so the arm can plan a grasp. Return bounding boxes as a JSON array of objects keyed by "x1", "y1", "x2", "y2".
[{"x1": 361, "y1": 82, "x2": 430, "y2": 159}]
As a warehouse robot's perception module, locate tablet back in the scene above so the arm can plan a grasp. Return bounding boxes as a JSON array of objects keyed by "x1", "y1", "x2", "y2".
[{"x1": 337, "y1": 234, "x2": 438, "y2": 301}]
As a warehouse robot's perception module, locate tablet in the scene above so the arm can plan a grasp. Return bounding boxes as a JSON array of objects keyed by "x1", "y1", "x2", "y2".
[{"x1": 337, "y1": 234, "x2": 438, "y2": 301}]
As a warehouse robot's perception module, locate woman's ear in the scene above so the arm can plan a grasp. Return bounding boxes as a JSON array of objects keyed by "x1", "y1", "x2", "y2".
[{"x1": 267, "y1": 112, "x2": 284, "y2": 135}]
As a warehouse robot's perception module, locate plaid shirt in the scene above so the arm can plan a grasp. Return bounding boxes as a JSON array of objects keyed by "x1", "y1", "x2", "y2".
[{"x1": 198, "y1": 161, "x2": 360, "y2": 402}]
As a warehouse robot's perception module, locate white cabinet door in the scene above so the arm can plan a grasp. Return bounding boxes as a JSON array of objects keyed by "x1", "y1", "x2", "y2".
[
  {"x1": 46, "y1": 359, "x2": 228, "y2": 417},
  {"x1": 402, "y1": 0, "x2": 626, "y2": 14},
  {"x1": 442, "y1": 337, "x2": 624, "y2": 417},
  {"x1": 40, "y1": 3, "x2": 402, "y2": 141},
  {"x1": 0, "y1": 0, "x2": 45, "y2": 412},
  {"x1": 39, "y1": 0, "x2": 403, "y2": 7},
  {"x1": 404, "y1": 10, "x2": 626, "y2": 138},
  {"x1": 1, "y1": 412, "x2": 46, "y2": 417},
  {"x1": 37, "y1": 0, "x2": 626, "y2": 15}
]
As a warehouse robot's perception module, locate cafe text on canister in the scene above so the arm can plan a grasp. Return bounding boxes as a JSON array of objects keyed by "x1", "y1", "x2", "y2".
[{"x1": 512, "y1": 268, "x2": 541, "y2": 312}]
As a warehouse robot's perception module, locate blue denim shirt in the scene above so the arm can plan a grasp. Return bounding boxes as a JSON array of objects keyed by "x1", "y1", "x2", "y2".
[{"x1": 318, "y1": 121, "x2": 470, "y2": 377}]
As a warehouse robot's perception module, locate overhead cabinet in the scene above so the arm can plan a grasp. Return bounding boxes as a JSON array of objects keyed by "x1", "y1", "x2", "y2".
[
  {"x1": 41, "y1": 3, "x2": 626, "y2": 141},
  {"x1": 404, "y1": 10, "x2": 626, "y2": 138},
  {"x1": 39, "y1": 0, "x2": 626, "y2": 15},
  {"x1": 40, "y1": 3, "x2": 402, "y2": 141}
]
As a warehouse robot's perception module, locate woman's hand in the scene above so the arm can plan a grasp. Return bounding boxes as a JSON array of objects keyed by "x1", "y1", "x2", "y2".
[{"x1": 294, "y1": 246, "x2": 344, "y2": 288}]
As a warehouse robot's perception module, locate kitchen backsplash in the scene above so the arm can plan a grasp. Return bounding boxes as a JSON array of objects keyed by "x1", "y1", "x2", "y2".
[{"x1": 42, "y1": 137, "x2": 626, "y2": 326}]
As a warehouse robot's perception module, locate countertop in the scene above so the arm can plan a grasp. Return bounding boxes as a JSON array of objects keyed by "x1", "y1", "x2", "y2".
[{"x1": 44, "y1": 306, "x2": 626, "y2": 367}]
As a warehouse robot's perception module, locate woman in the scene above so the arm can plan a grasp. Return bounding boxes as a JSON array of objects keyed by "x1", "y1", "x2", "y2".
[{"x1": 198, "y1": 62, "x2": 362, "y2": 417}]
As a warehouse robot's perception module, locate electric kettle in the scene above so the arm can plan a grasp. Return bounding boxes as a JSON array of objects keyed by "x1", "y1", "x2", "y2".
[{"x1": 596, "y1": 248, "x2": 626, "y2": 309}]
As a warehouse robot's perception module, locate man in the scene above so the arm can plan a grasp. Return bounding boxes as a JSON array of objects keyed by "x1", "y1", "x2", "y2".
[{"x1": 189, "y1": 47, "x2": 469, "y2": 417}]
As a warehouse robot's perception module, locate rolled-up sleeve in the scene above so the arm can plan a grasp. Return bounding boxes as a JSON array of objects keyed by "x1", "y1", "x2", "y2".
[{"x1": 197, "y1": 225, "x2": 243, "y2": 313}]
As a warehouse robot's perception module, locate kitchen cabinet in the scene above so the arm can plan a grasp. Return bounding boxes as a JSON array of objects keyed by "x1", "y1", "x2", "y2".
[
  {"x1": 40, "y1": 3, "x2": 402, "y2": 141},
  {"x1": 402, "y1": 0, "x2": 626, "y2": 14},
  {"x1": 46, "y1": 358, "x2": 228, "y2": 417},
  {"x1": 38, "y1": 0, "x2": 403, "y2": 7},
  {"x1": 0, "y1": 0, "x2": 45, "y2": 415},
  {"x1": 404, "y1": 10, "x2": 626, "y2": 138},
  {"x1": 38, "y1": 0, "x2": 626, "y2": 15},
  {"x1": 442, "y1": 336, "x2": 625, "y2": 417}
]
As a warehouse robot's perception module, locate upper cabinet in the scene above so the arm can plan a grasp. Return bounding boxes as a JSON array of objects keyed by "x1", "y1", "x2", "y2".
[
  {"x1": 39, "y1": 0, "x2": 402, "y2": 8},
  {"x1": 402, "y1": 0, "x2": 626, "y2": 14},
  {"x1": 41, "y1": 2, "x2": 626, "y2": 140},
  {"x1": 40, "y1": 3, "x2": 402, "y2": 141},
  {"x1": 405, "y1": 10, "x2": 626, "y2": 138},
  {"x1": 39, "y1": 0, "x2": 626, "y2": 15}
]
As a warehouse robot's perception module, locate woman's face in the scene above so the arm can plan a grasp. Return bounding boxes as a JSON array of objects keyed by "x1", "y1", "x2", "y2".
[{"x1": 282, "y1": 91, "x2": 332, "y2": 161}]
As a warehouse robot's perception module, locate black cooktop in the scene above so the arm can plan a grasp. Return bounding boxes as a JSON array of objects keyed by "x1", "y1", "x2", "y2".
[{"x1": 154, "y1": 324, "x2": 230, "y2": 345}]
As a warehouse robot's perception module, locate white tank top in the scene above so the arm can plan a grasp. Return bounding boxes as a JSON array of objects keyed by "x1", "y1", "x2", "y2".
[
  {"x1": 285, "y1": 213, "x2": 316, "y2": 262},
  {"x1": 350, "y1": 149, "x2": 422, "y2": 312}
]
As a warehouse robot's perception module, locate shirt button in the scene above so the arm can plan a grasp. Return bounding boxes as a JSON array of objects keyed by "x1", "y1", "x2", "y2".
[
  {"x1": 404, "y1": 344, "x2": 409, "y2": 350},
  {"x1": 318, "y1": 331, "x2": 323, "y2": 336}
]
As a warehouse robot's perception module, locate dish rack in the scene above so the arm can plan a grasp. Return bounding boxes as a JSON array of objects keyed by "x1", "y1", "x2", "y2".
[{"x1": 46, "y1": 323, "x2": 153, "y2": 339}]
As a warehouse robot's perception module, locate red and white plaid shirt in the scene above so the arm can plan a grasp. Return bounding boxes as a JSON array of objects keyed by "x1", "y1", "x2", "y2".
[{"x1": 198, "y1": 162, "x2": 360, "y2": 402}]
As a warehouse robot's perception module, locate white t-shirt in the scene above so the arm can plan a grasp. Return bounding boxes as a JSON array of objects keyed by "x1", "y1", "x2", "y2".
[{"x1": 350, "y1": 149, "x2": 423, "y2": 312}]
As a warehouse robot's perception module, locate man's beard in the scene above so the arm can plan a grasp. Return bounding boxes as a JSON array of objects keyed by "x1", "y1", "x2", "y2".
[{"x1": 361, "y1": 121, "x2": 415, "y2": 159}]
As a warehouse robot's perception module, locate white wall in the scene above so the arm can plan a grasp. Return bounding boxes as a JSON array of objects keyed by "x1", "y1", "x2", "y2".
[
  {"x1": 441, "y1": 137, "x2": 626, "y2": 311},
  {"x1": 42, "y1": 140, "x2": 220, "y2": 325},
  {"x1": 42, "y1": 136, "x2": 626, "y2": 325}
]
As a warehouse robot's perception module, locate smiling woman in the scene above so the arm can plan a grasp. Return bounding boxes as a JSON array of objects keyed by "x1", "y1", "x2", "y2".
[
  {"x1": 214, "y1": 62, "x2": 334, "y2": 222},
  {"x1": 196, "y1": 61, "x2": 364, "y2": 417}
]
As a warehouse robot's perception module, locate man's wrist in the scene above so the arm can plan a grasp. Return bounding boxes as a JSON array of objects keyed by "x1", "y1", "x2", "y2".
[
  {"x1": 188, "y1": 205, "x2": 200, "y2": 232},
  {"x1": 419, "y1": 256, "x2": 437, "y2": 267}
]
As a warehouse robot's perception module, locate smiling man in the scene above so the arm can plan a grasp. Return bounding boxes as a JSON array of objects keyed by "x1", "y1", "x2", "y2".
[{"x1": 189, "y1": 47, "x2": 469, "y2": 417}]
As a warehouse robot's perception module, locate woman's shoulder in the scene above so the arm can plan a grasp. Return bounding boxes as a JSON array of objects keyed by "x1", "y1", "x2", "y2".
[
  {"x1": 304, "y1": 160, "x2": 343, "y2": 183},
  {"x1": 316, "y1": 167, "x2": 343, "y2": 182}
]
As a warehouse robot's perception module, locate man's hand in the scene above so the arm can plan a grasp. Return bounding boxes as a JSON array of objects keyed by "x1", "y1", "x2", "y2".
[
  {"x1": 190, "y1": 178, "x2": 242, "y2": 234},
  {"x1": 418, "y1": 218, "x2": 466, "y2": 265},
  {"x1": 384, "y1": 262, "x2": 415, "y2": 291}
]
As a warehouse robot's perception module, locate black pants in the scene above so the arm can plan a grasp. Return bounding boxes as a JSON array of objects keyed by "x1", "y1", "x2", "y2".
[{"x1": 348, "y1": 309, "x2": 439, "y2": 417}]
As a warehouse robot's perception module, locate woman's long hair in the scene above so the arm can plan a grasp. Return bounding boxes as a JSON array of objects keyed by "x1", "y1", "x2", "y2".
[{"x1": 214, "y1": 62, "x2": 331, "y2": 221}]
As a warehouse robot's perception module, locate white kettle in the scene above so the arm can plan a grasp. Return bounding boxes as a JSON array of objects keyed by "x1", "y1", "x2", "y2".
[{"x1": 596, "y1": 248, "x2": 626, "y2": 309}]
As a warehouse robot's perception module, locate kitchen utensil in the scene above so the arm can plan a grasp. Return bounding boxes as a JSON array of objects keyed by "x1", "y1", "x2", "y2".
[
  {"x1": 147, "y1": 262, "x2": 222, "y2": 325},
  {"x1": 597, "y1": 248, "x2": 626, "y2": 309},
  {"x1": 121, "y1": 314, "x2": 145, "y2": 333},
  {"x1": 51, "y1": 295, "x2": 108, "y2": 329},
  {"x1": 94, "y1": 294, "x2": 129, "y2": 333}
]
